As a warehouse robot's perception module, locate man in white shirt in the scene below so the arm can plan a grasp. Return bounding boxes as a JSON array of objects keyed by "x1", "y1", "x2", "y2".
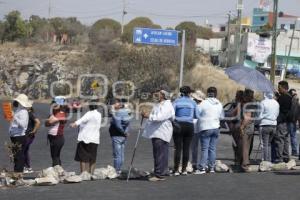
[
  {"x1": 259, "y1": 93, "x2": 279, "y2": 162},
  {"x1": 142, "y1": 86, "x2": 175, "y2": 181},
  {"x1": 71, "y1": 101, "x2": 102, "y2": 175}
]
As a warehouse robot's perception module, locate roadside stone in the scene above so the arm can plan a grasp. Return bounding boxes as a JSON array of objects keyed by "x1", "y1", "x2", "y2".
[
  {"x1": 35, "y1": 177, "x2": 59, "y2": 186},
  {"x1": 63, "y1": 175, "x2": 82, "y2": 184},
  {"x1": 53, "y1": 165, "x2": 65, "y2": 176},
  {"x1": 38, "y1": 167, "x2": 59, "y2": 181},
  {"x1": 259, "y1": 161, "x2": 273, "y2": 172},
  {"x1": 215, "y1": 160, "x2": 231, "y2": 172},
  {"x1": 106, "y1": 165, "x2": 118, "y2": 179},
  {"x1": 93, "y1": 168, "x2": 108, "y2": 180},
  {"x1": 248, "y1": 165, "x2": 259, "y2": 172},
  {"x1": 286, "y1": 159, "x2": 296, "y2": 170},
  {"x1": 79, "y1": 171, "x2": 91, "y2": 181},
  {"x1": 272, "y1": 162, "x2": 288, "y2": 171}
]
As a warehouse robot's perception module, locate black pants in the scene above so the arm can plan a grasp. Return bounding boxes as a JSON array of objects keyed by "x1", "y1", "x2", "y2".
[
  {"x1": 173, "y1": 121, "x2": 194, "y2": 172},
  {"x1": 272, "y1": 123, "x2": 290, "y2": 163},
  {"x1": 10, "y1": 136, "x2": 27, "y2": 172},
  {"x1": 152, "y1": 138, "x2": 169, "y2": 178},
  {"x1": 48, "y1": 135, "x2": 65, "y2": 166}
]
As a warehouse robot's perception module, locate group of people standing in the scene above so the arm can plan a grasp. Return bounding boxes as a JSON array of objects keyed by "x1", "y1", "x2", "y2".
[
  {"x1": 7, "y1": 94, "x2": 132, "y2": 178},
  {"x1": 143, "y1": 85, "x2": 223, "y2": 181},
  {"x1": 6, "y1": 80, "x2": 300, "y2": 182}
]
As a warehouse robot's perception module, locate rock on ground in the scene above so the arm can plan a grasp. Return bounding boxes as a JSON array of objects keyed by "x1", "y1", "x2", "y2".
[
  {"x1": 259, "y1": 161, "x2": 273, "y2": 172},
  {"x1": 215, "y1": 160, "x2": 231, "y2": 172}
]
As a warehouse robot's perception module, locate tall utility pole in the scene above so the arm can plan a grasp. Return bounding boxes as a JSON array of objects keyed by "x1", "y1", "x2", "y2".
[
  {"x1": 226, "y1": 12, "x2": 231, "y2": 67},
  {"x1": 121, "y1": 0, "x2": 127, "y2": 34},
  {"x1": 282, "y1": 19, "x2": 299, "y2": 80},
  {"x1": 47, "y1": 0, "x2": 51, "y2": 42},
  {"x1": 235, "y1": 0, "x2": 243, "y2": 64},
  {"x1": 270, "y1": 0, "x2": 279, "y2": 84},
  {"x1": 48, "y1": 0, "x2": 51, "y2": 19},
  {"x1": 179, "y1": 30, "x2": 186, "y2": 88}
]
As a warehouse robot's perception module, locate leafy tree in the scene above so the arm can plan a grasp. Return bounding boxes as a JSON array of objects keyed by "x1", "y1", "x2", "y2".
[
  {"x1": 175, "y1": 21, "x2": 198, "y2": 46},
  {"x1": 89, "y1": 18, "x2": 121, "y2": 44},
  {"x1": 64, "y1": 17, "x2": 85, "y2": 40},
  {"x1": 50, "y1": 17, "x2": 66, "y2": 35},
  {"x1": 121, "y1": 17, "x2": 161, "y2": 43},
  {"x1": 49, "y1": 17, "x2": 85, "y2": 43},
  {"x1": 3, "y1": 10, "x2": 27, "y2": 41},
  {"x1": 29, "y1": 15, "x2": 48, "y2": 37},
  {"x1": 0, "y1": 21, "x2": 5, "y2": 43},
  {"x1": 196, "y1": 26, "x2": 214, "y2": 39}
]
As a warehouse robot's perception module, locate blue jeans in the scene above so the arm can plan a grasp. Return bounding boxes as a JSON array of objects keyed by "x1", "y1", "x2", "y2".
[
  {"x1": 287, "y1": 122, "x2": 298, "y2": 155},
  {"x1": 198, "y1": 129, "x2": 219, "y2": 170},
  {"x1": 111, "y1": 136, "x2": 126, "y2": 172},
  {"x1": 191, "y1": 133, "x2": 200, "y2": 167}
]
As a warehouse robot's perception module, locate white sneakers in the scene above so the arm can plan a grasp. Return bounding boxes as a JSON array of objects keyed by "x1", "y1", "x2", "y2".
[
  {"x1": 193, "y1": 168, "x2": 215, "y2": 175},
  {"x1": 23, "y1": 167, "x2": 34, "y2": 174},
  {"x1": 174, "y1": 171, "x2": 180, "y2": 176},
  {"x1": 181, "y1": 171, "x2": 188, "y2": 176},
  {"x1": 193, "y1": 169, "x2": 206, "y2": 175}
]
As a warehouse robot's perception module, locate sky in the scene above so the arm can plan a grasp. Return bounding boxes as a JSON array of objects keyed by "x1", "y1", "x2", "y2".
[{"x1": 0, "y1": 0, "x2": 299, "y2": 27}]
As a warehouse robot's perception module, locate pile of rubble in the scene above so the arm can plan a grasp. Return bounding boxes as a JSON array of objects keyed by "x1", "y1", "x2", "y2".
[
  {"x1": 259, "y1": 159, "x2": 297, "y2": 172},
  {"x1": 0, "y1": 165, "x2": 118, "y2": 188}
]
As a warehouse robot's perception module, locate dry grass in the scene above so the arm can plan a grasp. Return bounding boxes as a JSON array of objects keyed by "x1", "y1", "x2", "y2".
[
  {"x1": 185, "y1": 64, "x2": 243, "y2": 103},
  {"x1": 4, "y1": 142, "x2": 21, "y2": 163}
]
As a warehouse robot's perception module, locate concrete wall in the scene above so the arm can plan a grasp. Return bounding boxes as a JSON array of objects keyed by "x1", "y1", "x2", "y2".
[{"x1": 195, "y1": 38, "x2": 224, "y2": 53}]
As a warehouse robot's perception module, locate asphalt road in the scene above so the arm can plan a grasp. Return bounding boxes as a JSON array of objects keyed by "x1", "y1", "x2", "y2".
[{"x1": 1, "y1": 103, "x2": 300, "y2": 200}]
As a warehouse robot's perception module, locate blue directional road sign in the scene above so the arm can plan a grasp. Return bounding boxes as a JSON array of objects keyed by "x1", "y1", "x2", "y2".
[{"x1": 133, "y1": 27, "x2": 179, "y2": 46}]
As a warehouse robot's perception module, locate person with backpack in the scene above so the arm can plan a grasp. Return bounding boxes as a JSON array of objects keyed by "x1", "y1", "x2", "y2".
[
  {"x1": 287, "y1": 89, "x2": 299, "y2": 157},
  {"x1": 23, "y1": 107, "x2": 41, "y2": 173},
  {"x1": 273, "y1": 81, "x2": 292, "y2": 163},
  {"x1": 45, "y1": 104, "x2": 67, "y2": 167},
  {"x1": 172, "y1": 86, "x2": 200, "y2": 176},
  {"x1": 70, "y1": 100, "x2": 102, "y2": 175},
  {"x1": 109, "y1": 99, "x2": 131, "y2": 175},
  {"x1": 9, "y1": 94, "x2": 32, "y2": 175}
]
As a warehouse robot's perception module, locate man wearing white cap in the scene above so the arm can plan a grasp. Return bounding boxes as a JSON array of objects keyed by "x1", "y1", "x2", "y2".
[{"x1": 9, "y1": 94, "x2": 32, "y2": 174}]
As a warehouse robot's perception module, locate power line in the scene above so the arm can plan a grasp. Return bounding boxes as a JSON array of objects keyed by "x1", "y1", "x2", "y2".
[
  {"x1": 52, "y1": 5, "x2": 123, "y2": 14},
  {"x1": 127, "y1": 8, "x2": 227, "y2": 19},
  {"x1": 75, "y1": 11, "x2": 122, "y2": 19}
]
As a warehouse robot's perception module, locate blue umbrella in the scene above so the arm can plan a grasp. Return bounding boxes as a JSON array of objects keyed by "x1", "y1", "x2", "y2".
[{"x1": 225, "y1": 65, "x2": 275, "y2": 93}]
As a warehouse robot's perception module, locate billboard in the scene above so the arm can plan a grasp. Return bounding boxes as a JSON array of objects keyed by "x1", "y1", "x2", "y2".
[{"x1": 247, "y1": 37, "x2": 272, "y2": 63}]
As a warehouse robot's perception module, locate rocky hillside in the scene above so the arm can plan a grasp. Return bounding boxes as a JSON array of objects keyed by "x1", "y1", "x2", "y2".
[
  {"x1": 0, "y1": 43, "x2": 88, "y2": 99},
  {"x1": 0, "y1": 42, "x2": 215, "y2": 100}
]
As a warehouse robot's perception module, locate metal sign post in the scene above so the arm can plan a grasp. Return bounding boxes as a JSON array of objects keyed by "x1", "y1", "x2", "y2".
[
  {"x1": 179, "y1": 30, "x2": 186, "y2": 88},
  {"x1": 133, "y1": 27, "x2": 184, "y2": 89}
]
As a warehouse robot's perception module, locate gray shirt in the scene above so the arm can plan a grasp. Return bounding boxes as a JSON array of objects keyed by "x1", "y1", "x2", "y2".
[{"x1": 259, "y1": 98, "x2": 280, "y2": 126}]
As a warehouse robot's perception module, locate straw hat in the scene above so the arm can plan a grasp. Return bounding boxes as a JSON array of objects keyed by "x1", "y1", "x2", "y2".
[
  {"x1": 13, "y1": 94, "x2": 32, "y2": 108},
  {"x1": 191, "y1": 90, "x2": 206, "y2": 101}
]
